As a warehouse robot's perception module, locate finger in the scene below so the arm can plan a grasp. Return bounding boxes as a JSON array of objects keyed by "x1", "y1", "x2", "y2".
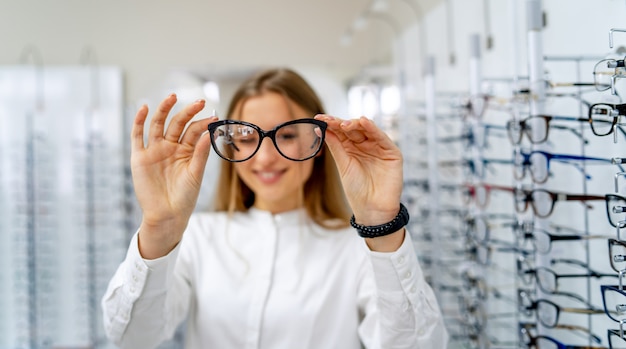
[
  {"x1": 164, "y1": 99, "x2": 206, "y2": 143},
  {"x1": 131, "y1": 104, "x2": 148, "y2": 152},
  {"x1": 339, "y1": 118, "x2": 368, "y2": 144},
  {"x1": 149, "y1": 93, "x2": 177, "y2": 144},
  {"x1": 315, "y1": 114, "x2": 349, "y2": 142},
  {"x1": 355, "y1": 117, "x2": 397, "y2": 150},
  {"x1": 315, "y1": 115, "x2": 351, "y2": 168},
  {"x1": 188, "y1": 131, "x2": 214, "y2": 178},
  {"x1": 180, "y1": 116, "x2": 218, "y2": 147}
]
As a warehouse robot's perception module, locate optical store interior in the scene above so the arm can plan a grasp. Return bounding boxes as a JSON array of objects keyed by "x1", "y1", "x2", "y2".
[{"x1": 6, "y1": 0, "x2": 626, "y2": 348}]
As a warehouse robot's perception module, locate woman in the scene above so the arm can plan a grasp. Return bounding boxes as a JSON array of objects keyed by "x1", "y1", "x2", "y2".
[{"x1": 102, "y1": 68, "x2": 447, "y2": 348}]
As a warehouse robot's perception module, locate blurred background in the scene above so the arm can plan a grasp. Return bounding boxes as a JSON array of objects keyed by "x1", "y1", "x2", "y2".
[{"x1": 3, "y1": 0, "x2": 626, "y2": 348}]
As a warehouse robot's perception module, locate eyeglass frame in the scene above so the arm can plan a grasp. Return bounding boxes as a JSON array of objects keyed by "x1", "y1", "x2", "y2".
[
  {"x1": 518, "y1": 289, "x2": 606, "y2": 328},
  {"x1": 506, "y1": 114, "x2": 590, "y2": 145},
  {"x1": 519, "y1": 321, "x2": 603, "y2": 346},
  {"x1": 513, "y1": 149, "x2": 624, "y2": 184},
  {"x1": 517, "y1": 257, "x2": 616, "y2": 302},
  {"x1": 601, "y1": 284, "x2": 626, "y2": 324},
  {"x1": 520, "y1": 326, "x2": 607, "y2": 349},
  {"x1": 514, "y1": 187, "x2": 605, "y2": 218},
  {"x1": 519, "y1": 227, "x2": 612, "y2": 254},
  {"x1": 588, "y1": 103, "x2": 626, "y2": 143},
  {"x1": 207, "y1": 118, "x2": 327, "y2": 162}
]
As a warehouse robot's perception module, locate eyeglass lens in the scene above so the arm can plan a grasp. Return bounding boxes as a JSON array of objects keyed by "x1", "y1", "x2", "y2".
[
  {"x1": 589, "y1": 104, "x2": 618, "y2": 136},
  {"x1": 209, "y1": 120, "x2": 324, "y2": 162},
  {"x1": 513, "y1": 151, "x2": 550, "y2": 183},
  {"x1": 507, "y1": 116, "x2": 549, "y2": 145},
  {"x1": 594, "y1": 59, "x2": 626, "y2": 92},
  {"x1": 610, "y1": 239, "x2": 626, "y2": 274},
  {"x1": 515, "y1": 189, "x2": 554, "y2": 218},
  {"x1": 607, "y1": 194, "x2": 626, "y2": 228},
  {"x1": 602, "y1": 285, "x2": 626, "y2": 323}
]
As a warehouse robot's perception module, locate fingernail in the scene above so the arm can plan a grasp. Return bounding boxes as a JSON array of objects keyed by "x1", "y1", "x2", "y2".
[
  {"x1": 169, "y1": 93, "x2": 176, "y2": 98},
  {"x1": 195, "y1": 99, "x2": 205, "y2": 104},
  {"x1": 341, "y1": 120, "x2": 351, "y2": 127}
]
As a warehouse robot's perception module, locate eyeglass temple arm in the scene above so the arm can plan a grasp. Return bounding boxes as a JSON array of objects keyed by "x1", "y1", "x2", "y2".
[
  {"x1": 550, "y1": 158, "x2": 592, "y2": 180},
  {"x1": 563, "y1": 193, "x2": 605, "y2": 208},
  {"x1": 549, "y1": 124, "x2": 589, "y2": 144},
  {"x1": 548, "y1": 289, "x2": 596, "y2": 308},
  {"x1": 561, "y1": 306, "x2": 605, "y2": 314},
  {"x1": 555, "y1": 324, "x2": 602, "y2": 343}
]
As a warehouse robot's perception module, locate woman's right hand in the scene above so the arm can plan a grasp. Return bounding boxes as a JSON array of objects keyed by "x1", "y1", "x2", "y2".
[{"x1": 131, "y1": 94, "x2": 217, "y2": 259}]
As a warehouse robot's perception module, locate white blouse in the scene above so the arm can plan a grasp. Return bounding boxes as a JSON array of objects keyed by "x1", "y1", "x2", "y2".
[{"x1": 102, "y1": 208, "x2": 448, "y2": 349}]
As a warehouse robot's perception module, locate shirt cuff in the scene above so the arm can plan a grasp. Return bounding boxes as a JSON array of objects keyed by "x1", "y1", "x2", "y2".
[
  {"x1": 124, "y1": 231, "x2": 182, "y2": 299},
  {"x1": 366, "y1": 232, "x2": 422, "y2": 300}
]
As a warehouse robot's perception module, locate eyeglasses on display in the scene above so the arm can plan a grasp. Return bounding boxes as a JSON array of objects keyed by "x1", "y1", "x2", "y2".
[
  {"x1": 518, "y1": 289, "x2": 605, "y2": 328},
  {"x1": 519, "y1": 321, "x2": 603, "y2": 345},
  {"x1": 609, "y1": 239, "x2": 626, "y2": 274},
  {"x1": 593, "y1": 57, "x2": 626, "y2": 94},
  {"x1": 207, "y1": 118, "x2": 327, "y2": 162},
  {"x1": 589, "y1": 103, "x2": 626, "y2": 142},
  {"x1": 519, "y1": 227, "x2": 611, "y2": 254},
  {"x1": 506, "y1": 115, "x2": 589, "y2": 145},
  {"x1": 513, "y1": 149, "x2": 624, "y2": 184},
  {"x1": 462, "y1": 183, "x2": 515, "y2": 208},
  {"x1": 517, "y1": 257, "x2": 615, "y2": 297},
  {"x1": 520, "y1": 326, "x2": 608, "y2": 349},
  {"x1": 601, "y1": 285, "x2": 626, "y2": 324},
  {"x1": 514, "y1": 188, "x2": 605, "y2": 218}
]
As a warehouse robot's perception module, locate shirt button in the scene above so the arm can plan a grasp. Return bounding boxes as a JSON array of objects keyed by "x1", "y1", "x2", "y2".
[
  {"x1": 410, "y1": 286, "x2": 417, "y2": 293},
  {"x1": 405, "y1": 271, "x2": 412, "y2": 279},
  {"x1": 130, "y1": 287, "x2": 136, "y2": 293},
  {"x1": 398, "y1": 256, "x2": 405, "y2": 264},
  {"x1": 133, "y1": 275, "x2": 138, "y2": 282}
]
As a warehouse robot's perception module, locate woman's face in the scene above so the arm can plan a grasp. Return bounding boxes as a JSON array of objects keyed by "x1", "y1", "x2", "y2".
[{"x1": 234, "y1": 92, "x2": 315, "y2": 213}]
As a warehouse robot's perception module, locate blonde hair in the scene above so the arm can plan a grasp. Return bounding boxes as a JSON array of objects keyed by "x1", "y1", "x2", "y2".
[{"x1": 211, "y1": 68, "x2": 351, "y2": 229}]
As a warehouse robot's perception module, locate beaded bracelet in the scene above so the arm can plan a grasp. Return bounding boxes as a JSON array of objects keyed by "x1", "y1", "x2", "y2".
[{"x1": 350, "y1": 203, "x2": 409, "y2": 238}]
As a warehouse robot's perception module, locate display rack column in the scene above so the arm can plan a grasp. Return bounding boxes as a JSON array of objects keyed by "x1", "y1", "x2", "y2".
[{"x1": 423, "y1": 55, "x2": 442, "y2": 292}]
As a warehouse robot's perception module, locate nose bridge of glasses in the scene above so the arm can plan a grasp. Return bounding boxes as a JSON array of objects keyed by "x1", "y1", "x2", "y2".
[{"x1": 254, "y1": 128, "x2": 281, "y2": 154}]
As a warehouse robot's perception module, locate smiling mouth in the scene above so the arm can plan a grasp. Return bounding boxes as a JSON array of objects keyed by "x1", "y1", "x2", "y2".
[{"x1": 255, "y1": 170, "x2": 285, "y2": 183}]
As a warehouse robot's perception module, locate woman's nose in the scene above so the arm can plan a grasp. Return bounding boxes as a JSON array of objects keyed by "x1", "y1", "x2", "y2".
[{"x1": 254, "y1": 137, "x2": 280, "y2": 162}]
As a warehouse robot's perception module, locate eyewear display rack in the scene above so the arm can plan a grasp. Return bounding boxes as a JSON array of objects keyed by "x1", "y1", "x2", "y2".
[
  {"x1": 402, "y1": 1, "x2": 626, "y2": 347},
  {"x1": 0, "y1": 58, "x2": 127, "y2": 349}
]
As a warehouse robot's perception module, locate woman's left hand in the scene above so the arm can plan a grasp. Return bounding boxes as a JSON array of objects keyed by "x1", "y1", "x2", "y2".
[{"x1": 314, "y1": 115, "x2": 404, "y2": 230}]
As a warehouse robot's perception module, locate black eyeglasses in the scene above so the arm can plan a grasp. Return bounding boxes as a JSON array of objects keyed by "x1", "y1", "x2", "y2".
[
  {"x1": 601, "y1": 285, "x2": 626, "y2": 324},
  {"x1": 520, "y1": 326, "x2": 608, "y2": 349},
  {"x1": 607, "y1": 194, "x2": 626, "y2": 228},
  {"x1": 609, "y1": 239, "x2": 626, "y2": 275},
  {"x1": 517, "y1": 257, "x2": 616, "y2": 299},
  {"x1": 518, "y1": 225, "x2": 611, "y2": 254},
  {"x1": 207, "y1": 119, "x2": 327, "y2": 162},
  {"x1": 589, "y1": 103, "x2": 626, "y2": 142},
  {"x1": 520, "y1": 321, "x2": 604, "y2": 346},
  {"x1": 518, "y1": 289, "x2": 605, "y2": 328}
]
